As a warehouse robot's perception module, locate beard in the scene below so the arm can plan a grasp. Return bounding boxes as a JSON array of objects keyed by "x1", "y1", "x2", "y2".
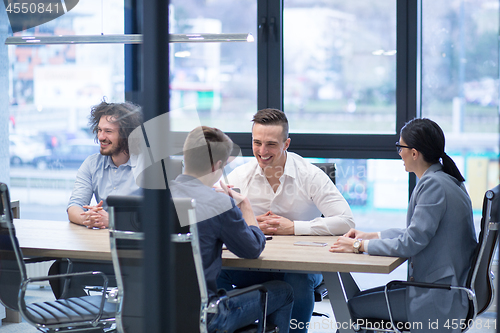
[{"x1": 100, "y1": 140, "x2": 124, "y2": 156}]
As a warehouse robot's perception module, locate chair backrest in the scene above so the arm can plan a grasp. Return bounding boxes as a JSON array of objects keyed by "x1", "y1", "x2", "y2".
[
  {"x1": 312, "y1": 163, "x2": 336, "y2": 185},
  {"x1": 0, "y1": 183, "x2": 26, "y2": 312},
  {"x1": 171, "y1": 197, "x2": 205, "y2": 333},
  {"x1": 466, "y1": 185, "x2": 500, "y2": 318},
  {"x1": 107, "y1": 195, "x2": 143, "y2": 233},
  {"x1": 107, "y1": 195, "x2": 144, "y2": 333}
]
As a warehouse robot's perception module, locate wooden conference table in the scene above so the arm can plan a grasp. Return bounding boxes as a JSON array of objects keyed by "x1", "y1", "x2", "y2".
[{"x1": 15, "y1": 219, "x2": 406, "y2": 332}]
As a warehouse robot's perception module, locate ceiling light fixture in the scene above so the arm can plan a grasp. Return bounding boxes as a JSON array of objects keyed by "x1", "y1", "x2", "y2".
[{"x1": 4, "y1": 33, "x2": 254, "y2": 45}]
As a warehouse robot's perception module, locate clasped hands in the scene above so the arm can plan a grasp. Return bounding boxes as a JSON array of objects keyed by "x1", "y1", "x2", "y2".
[
  {"x1": 257, "y1": 211, "x2": 294, "y2": 235},
  {"x1": 81, "y1": 200, "x2": 109, "y2": 229},
  {"x1": 215, "y1": 182, "x2": 294, "y2": 235}
]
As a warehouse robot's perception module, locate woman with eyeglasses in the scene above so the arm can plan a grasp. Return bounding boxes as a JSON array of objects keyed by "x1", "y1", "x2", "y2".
[{"x1": 330, "y1": 118, "x2": 477, "y2": 332}]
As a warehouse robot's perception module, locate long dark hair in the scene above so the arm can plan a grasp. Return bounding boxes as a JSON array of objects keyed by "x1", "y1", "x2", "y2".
[{"x1": 401, "y1": 118, "x2": 465, "y2": 182}]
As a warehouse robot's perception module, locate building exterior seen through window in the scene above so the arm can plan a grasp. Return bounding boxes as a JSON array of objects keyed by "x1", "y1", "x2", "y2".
[
  {"x1": 284, "y1": 0, "x2": 397, "y2": 134},
  {"x1": 7, "y1": 0, "x2": 125, "y2": 220},
  {"x1": 422, "y1": 0, "x2": 499, "y2": 211}
]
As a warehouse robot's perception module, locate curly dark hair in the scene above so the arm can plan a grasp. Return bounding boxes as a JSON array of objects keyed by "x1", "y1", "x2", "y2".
[{"x1": 89, "y1": 101, "x2": 143, "y2": 156}]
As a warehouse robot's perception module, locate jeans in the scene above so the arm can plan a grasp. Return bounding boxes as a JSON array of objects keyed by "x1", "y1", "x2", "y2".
[
  {"x1": 208, "y1": 280, "x2": 294, "y2": 333},
  {"x1": 217, "y1": 270, "x2": 322, "y2": 333}
]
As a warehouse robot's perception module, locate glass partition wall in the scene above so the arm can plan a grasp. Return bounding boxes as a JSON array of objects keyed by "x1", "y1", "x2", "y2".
[
  {"x1": 6, "y1": 1, "x2": 125, "y2": 220},
  {"x1": 2, "y1": 0, "x2": 499, "y2": 328}
]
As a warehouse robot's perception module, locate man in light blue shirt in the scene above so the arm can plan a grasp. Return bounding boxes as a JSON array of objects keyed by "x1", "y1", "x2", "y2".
[
  {"x1": 50, "y1": 101, "x2": 143, "y2": 299},
  {"x1": 67, "y1": 101, "x2": 143, "y2": 228}
]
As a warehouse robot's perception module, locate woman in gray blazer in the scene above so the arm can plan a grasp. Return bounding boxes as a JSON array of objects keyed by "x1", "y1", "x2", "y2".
[{"x1": 330, "y1": 118, "x2": 477, "y2": 332}]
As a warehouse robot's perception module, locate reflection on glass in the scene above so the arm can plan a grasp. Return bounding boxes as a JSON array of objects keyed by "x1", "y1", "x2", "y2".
[
  {"x1": 422, "y1": 0, "x2": 499, "y2": 211},
  {"x1": 168, "y1": 1, "x2": 257, "y2": 133},
  {"x1": 7, "y1": 0, "x2": 125, "y2": 221},
  {"x1": 284, "y1": 0, "x2": 397, "y2": 134}
]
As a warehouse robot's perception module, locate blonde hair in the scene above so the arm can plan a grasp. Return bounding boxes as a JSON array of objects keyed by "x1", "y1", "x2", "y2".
[{"x1": 183, "y1": 126, "x2": 233, "y2": 175}]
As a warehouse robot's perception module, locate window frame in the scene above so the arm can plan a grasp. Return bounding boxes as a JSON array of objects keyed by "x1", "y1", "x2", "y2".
[
  {"x1": 138, "y1": 1, "x2": 423, "y2": 329},
  {"x1": 229, "y1": 0, "x2": 422, "y2": 160}
]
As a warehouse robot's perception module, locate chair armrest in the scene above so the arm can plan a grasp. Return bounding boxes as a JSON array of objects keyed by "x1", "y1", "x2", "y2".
[
  {"x1": 225, "y1": 284, "x2": 268, "y2": 299},
  {"x1": 24, "y1": 257, "x2": 61, "y2": 264},
  {"x1": 380, "y1": 280, "x2": 475, "y2": 333},
  {"x1": 386, "y1": 280, "x2": 452, "y2": 290},
  {"x1": 26, "y1": 270, "x2": 109, "y2": 284}
]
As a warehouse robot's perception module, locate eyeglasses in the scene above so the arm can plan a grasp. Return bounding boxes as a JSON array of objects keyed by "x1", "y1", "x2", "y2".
[{"x1": 395, "y1": 142, "x2": 412, "y2": 154}]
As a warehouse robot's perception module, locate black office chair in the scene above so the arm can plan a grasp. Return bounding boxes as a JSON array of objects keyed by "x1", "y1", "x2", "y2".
[
  {"x1": 172, "y1": 198, "x2": 278, "y2": 333},
  {"x1": 352, "y1": 184, "x2": 500, "y2": 333},
  {"x1": 311, "y1": 163, "x2": 337, "y2": 315},
  {"x1": 0, "y1": 182, "x2": 116, "y2": 333},
  {"x1": 312, "y1": 163, "x2": 336, "y2": 185},
  {"x1": 107, "y1": 195, "x2": 144, "y2": 333}
]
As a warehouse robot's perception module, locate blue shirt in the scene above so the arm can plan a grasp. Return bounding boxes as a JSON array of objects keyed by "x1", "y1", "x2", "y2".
[
  {"x1": 170, "y1": 174, "x2": 266, "y2": 297},
  {"x1": 68, "y1": 153, "x2": 142, "y2": 211}
]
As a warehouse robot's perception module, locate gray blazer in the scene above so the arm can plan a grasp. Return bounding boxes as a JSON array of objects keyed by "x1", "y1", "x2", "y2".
[{"x1": 368, "y1": 163, "x2": 477, "y2": 331}]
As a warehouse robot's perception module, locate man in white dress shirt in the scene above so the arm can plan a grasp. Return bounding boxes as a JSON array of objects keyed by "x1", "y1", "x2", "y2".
[{"x1": 218, "y1": 108, "x2": 354, "y2": 332}]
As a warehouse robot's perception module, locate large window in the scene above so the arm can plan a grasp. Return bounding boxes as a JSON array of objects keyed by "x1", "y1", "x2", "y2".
[
  {"x1": 422, "y1": 0, "x2": 499, "y2": 210},
  {"x1": 284, "y1": 1, "x2": 397, "y2": 134},
  {"x1": 168, "y1": 0, "x2": 257, "y2": 133},
  {"x1": 7, "y1": 0, "x2": 125, "y2": 220}
]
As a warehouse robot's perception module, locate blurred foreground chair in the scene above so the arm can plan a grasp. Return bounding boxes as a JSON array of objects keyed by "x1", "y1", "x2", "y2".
[
  {"x1": 351, "y1": 184, "x2": 499, "y2": 333},
  {"x1": 107, "y1": 195, "x2": 144, "y2": 333},
  {"x1": 0, "y1": 182, "x2": 116, "y2": 333},
  {"x1": 311, "y1": 162, "x2": 337, "y2": 316},
  {"x1": 172, "y1": 197, "x2": 278, "y2": 333}
]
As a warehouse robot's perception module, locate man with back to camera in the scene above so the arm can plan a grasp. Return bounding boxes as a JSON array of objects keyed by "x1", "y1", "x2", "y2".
[
  {"x1": 170, "y1": 125, "x2": 294, "y2": 332},
  {"x1": 217, "y1": 108, "x2": 355, "y2": 332},
  {"x1": 49, "y1": 100, "x2": 143, "y2": 299}
]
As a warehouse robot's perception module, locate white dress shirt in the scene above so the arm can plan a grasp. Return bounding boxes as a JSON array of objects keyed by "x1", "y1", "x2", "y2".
[{"x1": 227, "y1": 152, "x2": 355, "y2": 235}]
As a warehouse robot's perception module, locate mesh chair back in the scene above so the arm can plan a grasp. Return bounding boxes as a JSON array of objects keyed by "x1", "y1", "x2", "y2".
[
  {"x1": 466, "y1": 185, "x2": 500, "y2": 317},
  {"x1": 108, "y1": 196, "x2": 142, "y2": 231},
  {"x1": 171, "y1": 198, "x2": 203, "y2": 333},
  {"x1": 0, "y1": 183, "x2": 25, "y2": 311},
  {"x1": 312, "y1": 163, "x2": 336, "y2": 184},
  {"x1": 107, "y1": 195, "x2": 144, "y2": 333}
]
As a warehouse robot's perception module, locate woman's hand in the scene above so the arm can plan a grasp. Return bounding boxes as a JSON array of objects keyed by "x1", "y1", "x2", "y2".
[
  {"x1": 329, "y1": 236, "x2": 358, "y2": 253},
  {"x1": 343, "y1": 228, "x2": 378, "y2": 240}
]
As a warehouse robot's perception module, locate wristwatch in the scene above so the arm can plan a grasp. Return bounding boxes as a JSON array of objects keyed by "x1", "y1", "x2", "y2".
[{"x1": 353, "y1": 239, "x2": 362, "y2": 254}]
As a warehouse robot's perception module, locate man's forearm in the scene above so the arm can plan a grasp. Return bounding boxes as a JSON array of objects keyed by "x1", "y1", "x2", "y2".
[
  {"x1": 294, "y1": 215, "x2": 354, "y2": 235},
  {"x1": 239, "y1": 201, "x2": 258, "y2": 227},
  {"x1": 67, "y1": 206, "x2": 86, "y2": 225}
]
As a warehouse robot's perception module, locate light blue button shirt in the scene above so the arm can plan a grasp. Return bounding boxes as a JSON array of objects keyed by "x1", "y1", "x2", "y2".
[{"x1": 67, "y1": 153, "x2": 142, "y2": 211}]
